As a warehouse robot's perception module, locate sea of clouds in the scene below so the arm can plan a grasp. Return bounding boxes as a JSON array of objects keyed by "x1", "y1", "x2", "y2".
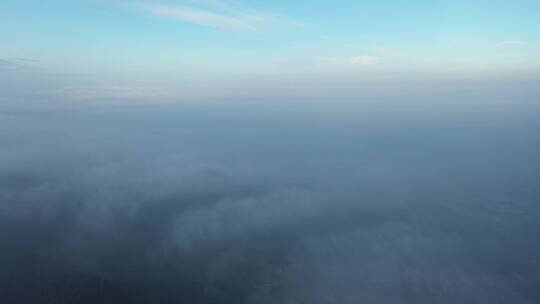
[{"x1": 1, "y1": 85, "x2": 539, "y2": 303}]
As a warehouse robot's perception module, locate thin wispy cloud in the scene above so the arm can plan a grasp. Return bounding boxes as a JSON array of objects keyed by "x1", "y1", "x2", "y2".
[
  {"x1": 137, "y1": 2, "x2": 304, "y2": 32},
  {"x1": 53, "y1": 86, "x2": 177, "y2": 102},
  {"x1": 351, "y1": 55, "x2": 381, "y2": 66},
  {"x1": 0, "y1": 57, "x2": 36, "y2": 72},
  {"x1": 308, "y1": 55, "x2": 383, "y2": 70},
  {"x1": 0, "y1": 59, "x2": 18, "y2": 71},
  {"x1": 495, "y1": 41, "x2": 528, "y2": 48}
]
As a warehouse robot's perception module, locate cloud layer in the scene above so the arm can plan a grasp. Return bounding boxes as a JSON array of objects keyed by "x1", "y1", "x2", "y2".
[{"x1": 1, "y1": 94, "x2": 540, "y2": 303}]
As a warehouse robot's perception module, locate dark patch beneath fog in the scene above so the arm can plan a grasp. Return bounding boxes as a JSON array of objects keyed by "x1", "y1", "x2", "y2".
[{"x1": 1, "y1": 100, "x2": 540, "y2": 303}]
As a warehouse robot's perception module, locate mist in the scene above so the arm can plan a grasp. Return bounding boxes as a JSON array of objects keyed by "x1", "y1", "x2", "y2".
[{"x1": 1, "y1": 80, "x2": 540, "y2": 303}]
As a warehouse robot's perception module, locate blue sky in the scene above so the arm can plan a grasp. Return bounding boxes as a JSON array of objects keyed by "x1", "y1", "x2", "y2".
[{"x1": 1, "y1": 0, "x2": 539, "y2": 101}]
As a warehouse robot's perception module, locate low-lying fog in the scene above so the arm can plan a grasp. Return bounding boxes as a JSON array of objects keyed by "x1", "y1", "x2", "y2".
[{"x1": 1, "y1": 91, "x2": 539, "y2": 303}]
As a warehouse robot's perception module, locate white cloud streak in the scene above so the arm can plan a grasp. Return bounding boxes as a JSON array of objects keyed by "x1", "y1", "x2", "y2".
[
  {"x1": 137, "y1": 2, "x2": 303, "y2": 32},
  {"x1": 53, "y1": 86, "x2": 177, "y2": 102},
  {"x1": 351, "y1": 55, "x2": 381, "y2": 65}
]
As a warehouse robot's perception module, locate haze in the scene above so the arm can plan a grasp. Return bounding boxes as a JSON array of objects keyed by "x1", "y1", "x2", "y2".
[{"x1": 1, "y1": 1, "x2": 539, "y2": 303}]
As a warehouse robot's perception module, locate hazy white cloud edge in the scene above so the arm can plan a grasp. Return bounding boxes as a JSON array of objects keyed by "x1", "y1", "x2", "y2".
[
  {"x1": 139, "y1": 4, "x2": 256, "y2": 31},
  {"x1": 52, "y1": 86, "x2": 178, "y2": 102},
  {"x1": 0, "y1": 57, "x2": 37, "y2": 71},
  {"x1": 137, "y1": 1, "x2": 304, "y2": 32},
  {"x1": 351, "y1": 55, "x2": 381, "y2": 65}
]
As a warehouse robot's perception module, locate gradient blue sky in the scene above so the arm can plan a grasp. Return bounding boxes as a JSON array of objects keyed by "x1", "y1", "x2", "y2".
[
  {"x1": 1, "y1": 0, "x2": 539, "y2": 101},
  {"x1": 2, "y1": 0, "x2": 539, "y2": 71}
]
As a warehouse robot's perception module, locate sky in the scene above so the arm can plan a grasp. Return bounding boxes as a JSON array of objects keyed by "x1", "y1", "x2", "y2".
[{"x1": 1, "y1": 0, "x2": 539, "y2": 103}]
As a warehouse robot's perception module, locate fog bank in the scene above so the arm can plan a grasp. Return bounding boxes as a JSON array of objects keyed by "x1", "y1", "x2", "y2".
[{"x1": 1, "y1": 90, "x2": 540, "y2": 303}]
